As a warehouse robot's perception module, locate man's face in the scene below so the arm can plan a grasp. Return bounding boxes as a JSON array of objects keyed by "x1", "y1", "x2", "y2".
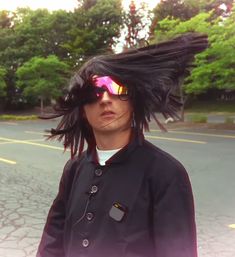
[{"x1": 83, "y1": 91, "x2": 133, "y2": 135}]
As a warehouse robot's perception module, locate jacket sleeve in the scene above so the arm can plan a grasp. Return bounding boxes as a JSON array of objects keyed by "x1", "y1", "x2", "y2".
[
  {"x1": 152, "y1": 162, "x2": 197, "y2": 257},
  {"x1": 36, "y1": 158, "x2": 78, "y2": 257}
]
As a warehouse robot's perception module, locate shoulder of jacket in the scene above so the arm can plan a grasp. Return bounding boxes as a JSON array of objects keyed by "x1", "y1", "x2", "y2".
[
  {"x1": 62, "y1": 151, "x2": 87, "y2": 178},
  {"x1": 141, "y1": 139, "x2": 187, "y2": 177}
]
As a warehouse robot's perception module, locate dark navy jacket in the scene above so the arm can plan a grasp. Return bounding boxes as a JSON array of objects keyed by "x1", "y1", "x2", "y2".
[{"x1": 36, "y1": 133, "x2": 197, "y2": 257}]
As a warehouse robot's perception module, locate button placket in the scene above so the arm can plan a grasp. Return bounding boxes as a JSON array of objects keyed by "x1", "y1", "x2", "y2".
[
  {"x1": 94, "y1": 168, "x2": 103, "y2": 177},
  {"x1": 86, "y1": 212, "x2": 94, "y2": 221},
  {"x1": 82, "y1": 238, "x2": 89, "y2": 248},
  {"x1": 79, "y1": 167, "x2": 105, "y2": 249},
  {"x1": 90, "y1": 185, "x2": 98, "y2": 194}
]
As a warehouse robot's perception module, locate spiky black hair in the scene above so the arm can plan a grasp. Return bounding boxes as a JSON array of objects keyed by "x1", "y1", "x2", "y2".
[{"x1": 42, "y1": 32, "x2": 208, "y2": 157}]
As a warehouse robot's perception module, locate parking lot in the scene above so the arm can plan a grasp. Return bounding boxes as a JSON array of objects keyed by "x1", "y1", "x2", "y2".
[{"x1": 0, "y1": 119, "x2": 235, "y2": 257}]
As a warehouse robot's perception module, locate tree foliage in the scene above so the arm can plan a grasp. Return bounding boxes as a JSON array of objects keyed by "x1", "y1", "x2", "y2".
[
  {"x1": 150, "y1": 0, "x2": 234, "y2": 39},
  {"x1": 152, "y1": 0, "x2": 234, "y2": 22},
  {"x1": 186, "y1": 7, "x2": 235, "y2": 94},
  {"x1": 0, "y1": 1, "x2": 234, "y2": 110},
  {"x1": 2, "y1": 8, "x2": 74, "y2": 70},
  {"x1": 0, "y1": 2, "x2": 123, "y2": 109},
  {"x1": 152, "y1": 4, "x2": 235, "y2": 95},
  {"x1": 0, "y1": 67, "x2": 7, "y2": 97},
  {"x1": 0, "y1": 8, "x2": 74, "y2": 109},
  {"x1": 64, "y1": 0, "x2": 124, "y2": 66},
  {"x1": 16, "y1": 55, "x2": 70, "y2": 112},
  {"x1": 153, "y1": 0, "x2": 199, "y2": 22}
]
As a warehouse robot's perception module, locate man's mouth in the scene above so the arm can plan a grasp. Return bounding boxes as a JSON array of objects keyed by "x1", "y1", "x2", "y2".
[{"x1": 101, "y1": 111, "x2": 115, "y2": 116}]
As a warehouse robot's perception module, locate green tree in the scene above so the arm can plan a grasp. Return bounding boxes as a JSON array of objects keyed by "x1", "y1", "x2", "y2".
[
  {"x1": 0, "y1": 67, "x2": 7, "y2": 98},
  {"x1": 152, "y1": 0, "x2": 199, "y2": 22},
  {"x1": 150, "y1": 0, "x2": 234, "y2": 37},
  {"x1": 0, "y1": 8, "x2": 74, "y2": 109},
  {"x1": 5, "y1": 8, "x2": 74, "y2": 67},
  {"x1": 186, "y1": 7, "x2": 235, "y2": 94},
  {"x1": 46, "y1": 10, "x2": 74, "y2": 61},
  {"x1": 151, "y1": 5, "x2": 235, "y2": 101},
  {"x1": 0, "y1": 10, "x2": 17, "y2": 109},
  {"x1": 150, "y1": 12, "x2": 216, "y2": 119},
  {"x1": 153, "y1": 12, "x2": 212, "y2": 41},
  {"x1": 0, "y1": 4, "x2": 123, "y2": 109},
  {"x1": 152, "y1": 0, "x2": 234, "y2": 21},
  {"x1": 16, "y1": 55, "x2": 70, "y2": 113},
  {"x1": 64, "y1": 0, "x2": 124, "y2": 66}
]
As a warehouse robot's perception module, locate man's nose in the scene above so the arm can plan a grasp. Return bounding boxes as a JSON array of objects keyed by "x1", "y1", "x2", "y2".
[{"x1": 100, "y1": 91, "x2": 112, "y2": 102}]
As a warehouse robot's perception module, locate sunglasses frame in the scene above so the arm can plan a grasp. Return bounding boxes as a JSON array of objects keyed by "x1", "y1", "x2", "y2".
[{"x1": 89, "y1": 76, "x2": 130, "y2": 102}]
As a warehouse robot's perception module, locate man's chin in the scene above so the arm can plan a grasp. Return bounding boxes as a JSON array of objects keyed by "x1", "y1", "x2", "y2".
[{"x1": 95, "y1": 125, "x2": 132, "y2": 135}]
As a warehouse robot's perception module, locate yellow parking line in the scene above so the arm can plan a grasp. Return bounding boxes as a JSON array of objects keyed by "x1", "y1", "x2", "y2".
[
  {"x1": 0, "y1": 157, "x2": 16, "y2": 165},
  {"x1": 25, "y1": 131, "x2": 45, "y2": 135},
  {"x1": 228, "y1": 224, "x2": 235, "y2": 229},
  {"x1": 21, "y1": 141, "x2": 64, "y2": 150},
  {"x1": 24, "y1": 139, "x2": 45, "y2": 142},
  {"x1": 0, "y1": 136, "x2": 64, "y2": 151},
  {"x1": 0, "y1": 138, "x2": 44, "y2": 143},
  {"x1": 0, "y1": 141, "x2": 14, "y2": 145},
  {"x1": 149, "y1": 129, "x2": 235, "y2": 139},
  {"x1": 145, "y1": 135, "x2": 206, "y2": 144},
  {"x1": 1, "y1": 122, "x2": 18, "y2": 125}
]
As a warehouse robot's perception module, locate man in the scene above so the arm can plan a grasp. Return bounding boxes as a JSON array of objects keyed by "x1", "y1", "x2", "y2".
[{"x1": 37, "y1": 33, "x2": 208, "y2": 257}]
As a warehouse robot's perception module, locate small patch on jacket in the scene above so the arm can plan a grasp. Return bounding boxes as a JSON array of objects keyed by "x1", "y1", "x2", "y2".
[{"x1": 109, "y1": 202, "x2": 128, "y2": 222}]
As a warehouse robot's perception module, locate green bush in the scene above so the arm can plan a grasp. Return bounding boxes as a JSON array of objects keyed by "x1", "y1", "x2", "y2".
[
  {"x1": 188, "y1": 114, "x2": 207, "y2": 123},
  {"x1": 0, "y1": 115, "x2": 38, "y2": 121}
]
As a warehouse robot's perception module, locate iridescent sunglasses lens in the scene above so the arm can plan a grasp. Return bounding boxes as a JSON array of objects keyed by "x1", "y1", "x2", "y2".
[{"x1": 92, "y1": 76, "x2": 128, "y2": 99}]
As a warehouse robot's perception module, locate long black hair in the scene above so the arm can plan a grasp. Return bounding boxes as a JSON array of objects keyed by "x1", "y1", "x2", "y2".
[{"x1": 42, "y1": 32, "x2": 208, "y2": 157}]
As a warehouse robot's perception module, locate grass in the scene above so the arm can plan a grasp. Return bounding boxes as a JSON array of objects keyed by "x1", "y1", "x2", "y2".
[
  {"x1": 0, "y1": 114, "x2": 38, "y2": 121},
  {"x1": 224, "y1": 116, "x2": 234, "y2": 124},
  {"x1": 187, "y1": 114, "x2": 208, "y2": 123}
]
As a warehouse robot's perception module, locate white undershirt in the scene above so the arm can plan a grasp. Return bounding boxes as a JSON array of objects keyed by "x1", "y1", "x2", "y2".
[{"x1": 96, "y1": 146, "x2": 122, "y2": 165}]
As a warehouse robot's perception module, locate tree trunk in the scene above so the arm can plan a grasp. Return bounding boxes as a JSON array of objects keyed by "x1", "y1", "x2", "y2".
[
  {"x1": 40, "y1": 97, "x2": 44, "y2": 114},
  {"x1": 179, "y1": 79, "x2": 185, "y2": 122},
  {"x1": 180, "y1": 100, "x2": 185, "y2": 122}
]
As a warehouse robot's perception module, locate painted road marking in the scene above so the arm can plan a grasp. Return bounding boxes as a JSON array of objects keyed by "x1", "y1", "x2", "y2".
[
  {"x1": 24, "y1": 139, "x2": 45, "y2": 142},
  {"x1": 0, "y1": 157, "x2": 16, "y2": 165},
  {"x1": 149, "y1": 130, "x2": 235, "y2": 139},
  {"x1": 0, "y1": 122, "x2": 18, "y2": 125},
  {"x1": 0, "y1": 135, "x2": 205, "y2": 148},
  {"x1": 0, "y1": 138, "x2": 44, "y2": 143},
  {"x1": 0, "y1": 141, "x2": 15, "y2": 145},
  {"x1": 25, "y1": 131, "x2": 45, "y2": 135},
  {"x1": 0, "y1": 137, "x2": 65, "y2": 151},
  {"x1": 228, "y1": 224, "x2": 235, "y2": 229},
  {"x1": 145, "y1": 135, "x2": 206, "y2": 144},
  {"x1": 27, "y1": 127, "x2": 233, "y2": 139}
]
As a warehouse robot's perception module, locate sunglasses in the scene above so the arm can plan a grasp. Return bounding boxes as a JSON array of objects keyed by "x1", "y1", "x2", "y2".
[{"x1": 84, "y1": 76, "x2": 129, "y2": 103}]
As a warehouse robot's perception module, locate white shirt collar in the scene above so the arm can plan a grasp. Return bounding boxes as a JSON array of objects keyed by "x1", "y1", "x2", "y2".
[{"x1": 96, "y1": 146, "x2": 122, "y2": 165}]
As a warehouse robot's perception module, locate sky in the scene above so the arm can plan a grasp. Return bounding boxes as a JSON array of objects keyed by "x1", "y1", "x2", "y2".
[{"x1": 0, "y1": 0, "x2": 159, "y2": 11}]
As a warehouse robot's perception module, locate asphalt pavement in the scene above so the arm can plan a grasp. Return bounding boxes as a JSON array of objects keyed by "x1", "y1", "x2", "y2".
[{"x1": 0, "y1": 119, "x2": 235, "y2": 257}]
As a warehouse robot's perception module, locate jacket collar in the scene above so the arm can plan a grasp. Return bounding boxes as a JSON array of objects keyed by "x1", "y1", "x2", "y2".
[{"x1": 86, "y1": 129, "x2": 144, "y2": 165}]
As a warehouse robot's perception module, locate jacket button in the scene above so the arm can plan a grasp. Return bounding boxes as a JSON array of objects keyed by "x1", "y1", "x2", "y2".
[
  {"x1": 86, "y1": 212, "x2": 94, "y2": 221},
  {"x1": 95, "y1": 169, "x2": 103, "y2": 177},
  {"x1": 82, "y1": 239, "x2": 89, "y2": 248},
  {"x1": 90, "y1": 185, "x2": 98, "y2": 194}
]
